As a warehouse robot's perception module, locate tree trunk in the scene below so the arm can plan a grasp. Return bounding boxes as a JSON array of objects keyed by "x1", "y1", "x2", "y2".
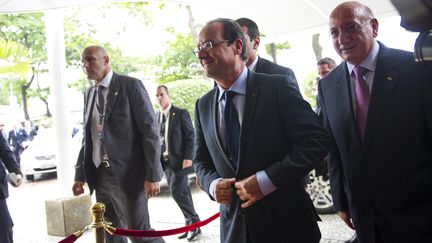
[
  {"x1": 21, "y1": 69, "x2": 35, "y2": 120},
  {"x1": 40, "y1": 98, "x2": 51, "y2": 117},
  {"x1": 186, "y1": 5, "x2": 198, "y2": 42},
  {"x1": 269, "y1": 43, "x2": 277, "y2": 63},
  {"x1": 312, "y1": 33, "x2": 322, "y2": 62}
]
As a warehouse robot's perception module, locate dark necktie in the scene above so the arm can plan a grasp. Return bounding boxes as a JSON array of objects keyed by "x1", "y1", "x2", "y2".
[
  {"x1": 353, "y1": 65, "x2": 370, "y2": 141},
  {"x1": 160, "y1": 114, "x2": 167, "y2": 155},
  {"x1": 223, "y1": 91, "x2": 240, "y2": 168},
  {"x1": 96, "y1": 85, "x2": 105, "y2": 121}
]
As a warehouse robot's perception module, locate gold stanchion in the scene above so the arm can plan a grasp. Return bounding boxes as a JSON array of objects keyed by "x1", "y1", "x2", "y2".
[{"x1": 90, "y1": 202, "x2": 106, "y2": 243}]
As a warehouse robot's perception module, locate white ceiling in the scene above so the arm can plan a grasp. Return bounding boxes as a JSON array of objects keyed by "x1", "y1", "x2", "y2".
[{"x1": 0, "y1": 0, "x2": 400, "y2": 39}]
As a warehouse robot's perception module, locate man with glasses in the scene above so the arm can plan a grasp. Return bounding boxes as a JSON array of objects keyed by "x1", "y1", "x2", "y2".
[
  {"x1": 318, "y1": 2, "x2": 432, "y2": 242},
  {"x1": 72, "y1": 46, "x2": 164, "y2": 243},
  {"x1": 235, "y1": 17, "x2": 299, "y2": 90},
  {"x1": 193, "y1": 18, "x2": 330, "y2": 243}
]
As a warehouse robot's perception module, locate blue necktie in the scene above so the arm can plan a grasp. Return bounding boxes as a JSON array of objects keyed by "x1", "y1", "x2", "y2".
[{"x1": 223, "y1": 91, "x2": 240, "y2": 168}]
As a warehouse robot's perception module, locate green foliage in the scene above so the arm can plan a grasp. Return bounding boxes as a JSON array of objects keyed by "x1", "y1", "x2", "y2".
[
  {"x1": 0, "y1": 13, "x2": 46, "y2": 63},
  {"x1": 161, "y1": 78, "x2": 213, "y2": 120},
  {"x1": 150, "y1": 32, "x2": 201, "y2": 84},
  {"x1": 0, "y1": 39, "x2": 30, "y2": 76},
  {"x1": 302, "y1": 72, "x2": 319, "y2": 110},
  {"x1": 265, "y1": 41, "x2": 291, "y2": 56}
]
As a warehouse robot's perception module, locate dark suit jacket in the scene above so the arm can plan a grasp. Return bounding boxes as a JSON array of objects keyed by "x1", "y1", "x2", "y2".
[
  {"x1": 318, "y1": 43, "x2": 432, "y2": 242},
  {"x1": 75, "y1": 72, "x2": 163, "y2": 195},
  {"x1": 194, "y1": 70, "x2": 330, "y2": 243},
  {"x1": 8, "y1": 128, "x2": 28, "y2": 151},
  {"x1": 0, "y1": 133, "x2": 21, "y2": 200},
  {"x1": 255, "y1": 56, "x2": 299, "y2": 90},
  {"x1": 156, "y1": 105, "x2": 195, "y2": 173}
]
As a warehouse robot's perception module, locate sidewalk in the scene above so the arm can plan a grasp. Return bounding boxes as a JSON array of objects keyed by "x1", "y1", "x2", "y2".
[{"x1": 7, "y1": 174, "x2": 354, "y2": 243}]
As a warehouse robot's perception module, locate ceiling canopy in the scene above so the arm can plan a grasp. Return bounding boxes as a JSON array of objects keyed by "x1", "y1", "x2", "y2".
[{"x1": 0, "y1": 0, "x2": 400, "y2": 39}]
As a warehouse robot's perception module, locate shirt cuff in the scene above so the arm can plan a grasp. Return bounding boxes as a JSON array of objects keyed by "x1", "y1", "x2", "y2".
[
  {"x1": 256, "y1": 170, "x2": 276, "y2": 196},
  {"x1": 209, "y1": 177, "x2": 223, "y2": 199}
]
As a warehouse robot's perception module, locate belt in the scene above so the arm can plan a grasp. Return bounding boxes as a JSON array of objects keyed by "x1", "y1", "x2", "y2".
[{"x1": 101, "y1": 159, "x2": 110, "y2": 168}]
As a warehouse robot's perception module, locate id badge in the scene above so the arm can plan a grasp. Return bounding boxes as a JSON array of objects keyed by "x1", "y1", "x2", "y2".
[{"x1": 97, "y1": 125, "x2": 104, "y2": 139}]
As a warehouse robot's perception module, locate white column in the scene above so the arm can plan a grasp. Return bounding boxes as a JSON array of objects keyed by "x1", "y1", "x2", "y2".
[{"x1": 44, "y1": 9, "x2": 73, "y2": 193}]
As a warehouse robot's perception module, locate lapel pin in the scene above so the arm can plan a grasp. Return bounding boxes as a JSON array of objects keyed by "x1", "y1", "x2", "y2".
[
  {"x1": 114, "y1": 91, "x2": 118, "y2": 95},
  {"x1": 387, "y1": 76, "x2": 393, "y2": 81}
]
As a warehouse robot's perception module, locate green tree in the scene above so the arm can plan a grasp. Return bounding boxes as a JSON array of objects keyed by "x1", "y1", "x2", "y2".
[
  {"x1": 162, "y1": 79, "x2": 212, "y2": 120},
  {"x1": 0, "y1": 13, "x2": 45, "y2": 119},
  {"x1": 302, "y1": 72, "x2": 319, "y2": 110},
  {"x1": 265, "y1": 41, "x2": 291, "y2": 63},
  {"x1": 0, "y1": 39, "x2": 31, "y2": 105},
  {"x1": 150, "y1": 30, "x2": 201, "y2": 84}
]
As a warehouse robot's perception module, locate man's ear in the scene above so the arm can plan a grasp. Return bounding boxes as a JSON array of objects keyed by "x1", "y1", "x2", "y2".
[
  {"x1": 253, "y1": 36, "x2": 260, "y2": 50},
  {"x1": 104, "y1": 55, "x2": 110, "y2": 65},
  {"x1": 235, "y1": 38, "x2": 244, "y2": 55}
]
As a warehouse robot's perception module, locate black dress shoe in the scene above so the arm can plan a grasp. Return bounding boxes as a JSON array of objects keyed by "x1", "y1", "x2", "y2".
[
  {"x1": 187, "y1": 228, "x2": 201, "y2": 241},
  {"x1": 178, "y1": 232, "x2": 188, "y2": 239}
]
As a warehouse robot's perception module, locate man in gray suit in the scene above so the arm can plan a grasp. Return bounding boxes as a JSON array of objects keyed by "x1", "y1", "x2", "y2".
[
  {"x1": 72, "y1": 46, "x2": 164, "y2": 243},
  {"x1": 235, "y1": 17, "x2": 299, "y2": 90},
  {"x1": 193, "y1": 18, "x2": 330, "y2": 243},
  {"x1": 319, "y1": 2, "x2": 432, "y2": 242}
]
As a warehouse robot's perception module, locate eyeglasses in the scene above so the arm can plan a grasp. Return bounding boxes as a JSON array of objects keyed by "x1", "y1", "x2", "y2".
[
  {"x1": 193, "y1": 40, "x2": 229, "y2": 56},
  {"x1": 329, "y1": 19, "x2": 371, "y2": 39}
]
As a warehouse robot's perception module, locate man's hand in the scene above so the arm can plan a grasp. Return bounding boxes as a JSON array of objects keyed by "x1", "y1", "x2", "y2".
[
  {"x1": 235, "y1": 174, "x2": 264, "y2": 208},
  {"x1": 144, "y1": 181, "x2": 160, "y2": 199},
  {"x1": 15, "y1": 174, "x2": 23, "y2": 187},
  {"x1": 338, "y1": 211, "x2": 355, "y2": 229},
  {"x1": 72, "y1": 181, "x2": 85, "y2": 196},
  {"x1": 182, "y1": 159, "x2": 192, "y2": 169},
  {"x1": 214, "y1": 178, "x2": 236, "y2": 204}
]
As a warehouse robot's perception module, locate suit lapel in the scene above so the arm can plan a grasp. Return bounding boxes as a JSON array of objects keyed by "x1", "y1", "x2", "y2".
[
  {"x1": 208, "y1": 88, "x2": 235, "y2": 172},
  {"x1": 84, "y1": 87, "x2": 96, "y2": 126},
  {"x1": 239, "y1": 71, "x2": 258, "y2": 170},
  {"x1": 103, "y1": 73, "x2": 120, "y2": 122},
  {"x1": 168, "y1": 106, "x2": 175, "y2": 141},
  {"x1": 363, "y1": 45, "x2": 399, "y2": 151}
]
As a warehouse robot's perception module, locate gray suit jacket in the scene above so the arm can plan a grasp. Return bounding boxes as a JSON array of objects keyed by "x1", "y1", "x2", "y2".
[
  {"x1": 194, "y1": 69, "x2": 330, "y2": 243},
  {"x1": 75, "y1": 72, "x2": 163, "y2": 195},
  {"x1": 319, "y1": 42, "x2": 432, "y2": 242}
]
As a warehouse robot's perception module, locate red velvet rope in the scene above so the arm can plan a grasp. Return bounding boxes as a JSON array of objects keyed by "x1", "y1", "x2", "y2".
[
  {"x1": 113, "y1": 212, "x2": 220, "y2": 237},
  {"x1": 58, "y1": 234, "x2": 78, "y2": 243}
]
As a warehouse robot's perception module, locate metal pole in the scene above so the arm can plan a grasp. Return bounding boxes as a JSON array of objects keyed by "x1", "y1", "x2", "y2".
[{"x1": 90, "y1": 202, "x2": 106, "y2": 243}]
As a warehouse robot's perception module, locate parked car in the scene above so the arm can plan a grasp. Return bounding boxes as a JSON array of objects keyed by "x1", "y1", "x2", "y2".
[
  {"x1": 306, "y1": 160, "x2": 335, "y2": 214},
  {"x1": 20, "y1": 128, "x2": 57, "y2": 181}
]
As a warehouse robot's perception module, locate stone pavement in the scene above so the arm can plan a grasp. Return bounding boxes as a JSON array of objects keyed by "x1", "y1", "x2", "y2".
[{"x1": 7, "y1": 174, "x2": 354, "y2": 243}]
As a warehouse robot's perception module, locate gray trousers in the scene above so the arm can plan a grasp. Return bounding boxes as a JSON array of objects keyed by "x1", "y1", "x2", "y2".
[
  {"x1": 95, "y1": 166, "x2": 165, "y2": 243},
  {"x1": 164, "y1": 167, "x2": 200, "y2": 225}
]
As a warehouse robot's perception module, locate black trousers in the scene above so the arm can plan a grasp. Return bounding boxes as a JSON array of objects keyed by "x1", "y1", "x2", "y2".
[
  {"x1": 0, "y1": 199, "x2": 13, "y2": 243},
  {"x1": 95, "y1": 166, "x2": 165, "y2": 243},
  {"x1": 164, "y1": 167, "x2": 200, "y2": 225}
]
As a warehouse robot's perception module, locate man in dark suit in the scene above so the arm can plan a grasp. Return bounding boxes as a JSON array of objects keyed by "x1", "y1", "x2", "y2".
[
  {"x1": 193, "y1": 18, "x2": 330, "y2": 243},
  {"x1": 235, "y1": 17, "x2": 299, "y2": 90},
  {"x1": 72, "y1": 46, "x2": 164, "y2": 243},
  {"x1": 8, "y1": 122, "x2": 28, "y2": 165},
  {"x1": 155, "y1": 85, "x2": 201, "y2": 241},
  {"x1": 318, "y1": 2, "x2": 432, "y2": 243},
  {"x1": 0, "y1": 133, "x2": 23, "y2": 243}
]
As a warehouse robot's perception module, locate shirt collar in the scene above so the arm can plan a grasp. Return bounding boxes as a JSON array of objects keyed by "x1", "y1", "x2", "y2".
[
  {"x1": 248, "y1": 55, "x2": 259, "y2": 71},
  {"x1": 160, "y1": 104, "x2": 172, "y2": 116},
  {"x1": 217, "y1": 67, "x2": 248, "y2": 102},
  {"x1": 95, "y1": 69, "x2": 113, "y2": 88},
  {"x1": 346, "y1": 40, "x2": 379, "y2": 74}
]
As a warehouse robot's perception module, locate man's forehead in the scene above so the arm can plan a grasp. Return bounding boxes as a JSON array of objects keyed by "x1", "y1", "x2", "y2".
[{"x1": 199, "y1": 23, "x2": 222, "y2": 40}]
